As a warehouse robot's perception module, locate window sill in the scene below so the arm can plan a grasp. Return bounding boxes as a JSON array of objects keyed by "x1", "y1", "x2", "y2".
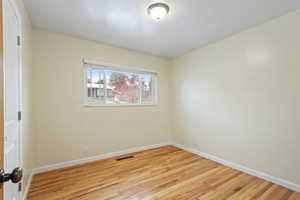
[{"x1": 83, "y1": 103, "x2": 159, "y2": 107}]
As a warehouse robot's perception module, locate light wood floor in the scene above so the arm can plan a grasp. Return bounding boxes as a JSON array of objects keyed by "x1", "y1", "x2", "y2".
[{"x1": 28, "y1": 146, "x2": 300, "y2": 200}]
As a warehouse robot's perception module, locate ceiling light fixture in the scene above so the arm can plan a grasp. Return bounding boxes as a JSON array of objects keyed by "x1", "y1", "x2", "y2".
[{"x1": 147, "y1": 2, "x2": 170, "y2": 22}]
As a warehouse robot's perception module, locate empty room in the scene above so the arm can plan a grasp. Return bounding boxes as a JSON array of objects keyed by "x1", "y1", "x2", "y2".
[{"x1": 0, "y1": 0, "x2": 300, "y2": 199}]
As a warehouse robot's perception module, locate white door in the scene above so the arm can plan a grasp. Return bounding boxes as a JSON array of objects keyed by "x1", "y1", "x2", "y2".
[{"x1": 3, "y1": 0, "x2": 22, "y2": 199}]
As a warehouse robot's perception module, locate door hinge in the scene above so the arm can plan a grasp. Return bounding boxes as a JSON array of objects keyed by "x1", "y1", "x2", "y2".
[
  {"x1": 17, "y1": 36, "x2": 21, "y2": 46},
  {"x1": 18, "y1": 182, "x2": 22, "y2": 192},
  {"x1": 18, "y1": 111, "x2": 22, "y2": 121}
]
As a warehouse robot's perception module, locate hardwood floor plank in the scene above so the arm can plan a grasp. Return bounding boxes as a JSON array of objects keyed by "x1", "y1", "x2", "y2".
[
  {"x1": 197, "y1": 173, "x2": 257, "y2": 200},
  {"x1": 288, "y1": 193, "x2": 300, "y2": 200},
  {"x1": 27, "y1": 146, "x2": 300, "y2": 200},
  {"x1": 256, "y1": 185, "x2": 293, "y2": 200},
  {"x1": 227, "y1": 179, "x2": 273, "y2": 200}
]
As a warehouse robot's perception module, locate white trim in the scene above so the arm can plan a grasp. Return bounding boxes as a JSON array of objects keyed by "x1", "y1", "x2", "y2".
[
  {"x1": 83, "y1": 103, "x2": 158, "y2": 107},
  {"x1": 23, "y1": 142, "x2": 171, "y2": 199},
  {"x1": 19, "y1": 142, "x2": 300, "y2": 199},
  {"x1": 83, "y1": 59, "x2": 158, "y2": 75},
  {"x1": 104, "y1": 69, "x2": 107, "y2": 103},
  {"x1": 32, "y1": 142, "x2": 172, "y2": 174},
  {"x1": 22, "y1": 172, "x2": 33, "y2": 200},
  {"x1": 171, "y1": 143, "x2": 300, "y2": 192},
  {"x1": 4, "y1": 0, "x2": 23, "y2": 200},
  {"x1": 83, "y1": 63, "x2": 158, "y2": 107}
]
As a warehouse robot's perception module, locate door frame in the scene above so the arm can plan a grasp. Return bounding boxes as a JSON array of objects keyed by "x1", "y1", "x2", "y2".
[
  {"x1": 2, "y1": 0, "x2": 23, "y2": 199},
  {"x1": 0, "y1": 0, "x2": 4, "y2": 198},
  {"x1": 4, "y1": 0, "x2": 23, "y2": 168}
]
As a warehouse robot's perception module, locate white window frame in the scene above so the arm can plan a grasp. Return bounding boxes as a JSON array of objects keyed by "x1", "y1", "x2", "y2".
[{"x1": 83, "y1": 59, "x2": 158, "y2": 107}]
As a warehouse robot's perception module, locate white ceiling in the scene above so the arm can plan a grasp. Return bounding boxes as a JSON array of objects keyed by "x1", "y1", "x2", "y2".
[{"x1": 24, "y1": 0, "x2": 300, "y2": 57}]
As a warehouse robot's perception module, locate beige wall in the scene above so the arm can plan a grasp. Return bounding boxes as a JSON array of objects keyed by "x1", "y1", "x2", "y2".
[
  {"x1": 15, "y1": 0, "x2": 34, "y2": 195},
  {"x1": 32, "y1": 29, "x2": 171, "y2": 167},
  {"x1": 171, "y1": 10, "x2": 300, "y2": 185},
  {"x1": 20, "y1": 4, "x2": 300, "y2": 189}
]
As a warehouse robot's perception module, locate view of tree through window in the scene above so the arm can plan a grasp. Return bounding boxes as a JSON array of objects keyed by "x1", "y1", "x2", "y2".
[
  {"x1": 106, "y1": 71, "x2": 140, "y2": 104},
  {"x1": 86, "y1": 67, "x2": 156, "y2": 105}
]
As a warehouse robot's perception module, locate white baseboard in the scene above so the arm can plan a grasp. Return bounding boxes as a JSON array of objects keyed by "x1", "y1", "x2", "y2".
[
  {"x1": 24, "y1": 141, "x2": 299, "y2": 200},
  {"x1": 23, "y1": 171, "x2": 33, "y2": 200},
  {"x1": 172, "y1": 143, "x2": 300, "y2": 193},
  {"x1": 32, "y1": 142, "x2": 172, "y2": 174},
  {"x1": 23, "y1": 142, "x2": 171, "y2": 199}
]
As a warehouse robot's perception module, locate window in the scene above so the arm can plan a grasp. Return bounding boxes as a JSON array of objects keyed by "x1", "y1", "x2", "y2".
[{"x1": 84, "y1": 61, "x2": 157, "y2": 106}]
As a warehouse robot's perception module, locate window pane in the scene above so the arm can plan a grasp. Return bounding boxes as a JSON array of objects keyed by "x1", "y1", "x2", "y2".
[
  {"x1": 87, "y1": 69, "x2": 105, "y2": 103},
  {"x1": 106, "y1": 70, "x2": 140, "y2": 104},
  {"x1": 141, "y1": 74, "x2": 154, "y2": 104}
]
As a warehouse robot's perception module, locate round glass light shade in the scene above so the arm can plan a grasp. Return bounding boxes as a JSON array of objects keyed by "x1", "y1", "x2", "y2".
[{"x1": 148, "y1": 3, "x2": 170, "y2": 22}]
